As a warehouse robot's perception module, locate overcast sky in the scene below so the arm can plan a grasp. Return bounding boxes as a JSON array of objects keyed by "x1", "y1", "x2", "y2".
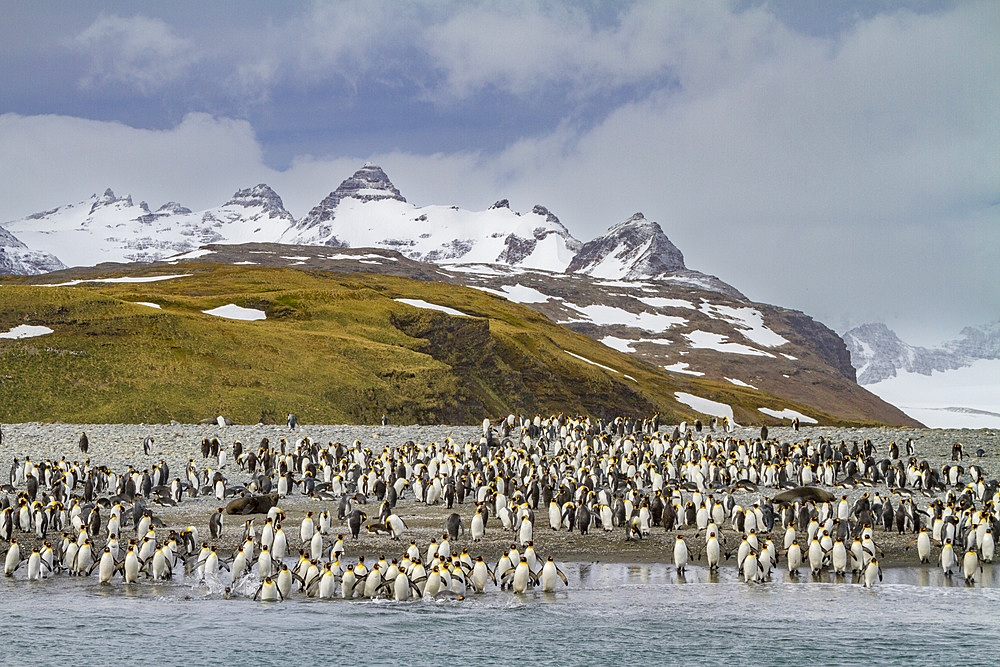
[{"x1": 1, "y1": 1, "x2": 997, "y2": 345}]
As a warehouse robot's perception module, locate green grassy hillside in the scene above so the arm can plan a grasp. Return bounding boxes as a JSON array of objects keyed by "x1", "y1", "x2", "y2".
[{"x1": 0, "y1": 264, "x2": 868, "y2": 425}]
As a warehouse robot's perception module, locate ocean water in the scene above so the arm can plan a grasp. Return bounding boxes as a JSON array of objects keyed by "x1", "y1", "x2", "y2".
[{"x1": 2, "y1": 563, "x2": 998, "y2": 665}]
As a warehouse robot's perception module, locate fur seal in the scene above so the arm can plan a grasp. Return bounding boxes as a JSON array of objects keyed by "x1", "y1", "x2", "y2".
[
  {"x1": 225, "y1": 492, "x2": 279, "y2": 515},
  {"x1": 772, "y1": 486, "x2": 835, "y2": 504}
]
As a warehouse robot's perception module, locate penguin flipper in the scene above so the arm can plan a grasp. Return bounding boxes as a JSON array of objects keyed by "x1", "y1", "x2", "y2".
[{"x1": 556, "y1": 566, "x2": 568, "y2": 586}]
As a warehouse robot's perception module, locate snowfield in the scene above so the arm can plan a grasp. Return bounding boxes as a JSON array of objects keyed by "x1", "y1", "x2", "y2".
[{"x1": 863, "y1": 358, "x2": 1000, "y2": 429}]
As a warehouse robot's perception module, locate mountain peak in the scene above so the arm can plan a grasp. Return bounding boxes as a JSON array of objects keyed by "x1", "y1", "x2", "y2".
[
  {"x1": 566, "y1": 213, "x2": 686, "y2": 280},
  {"x1": 90, "y1": 188, "x2": 132, "y2": 214},
  {"x1": 333, "y1": 164, "x2": 406, "y2": 205},
  {"x1": 0, "y1": 225, "x2": 67, "y2": 275},
  {"x1": 843, "y1": 322, "x2": 965, "y2": 384},
  {"x1": 285, "y1": 165, "x2": 407, "y2": 243},
  {"x1": 225, "y1": 184, "x2": 291, "y2": 219}
]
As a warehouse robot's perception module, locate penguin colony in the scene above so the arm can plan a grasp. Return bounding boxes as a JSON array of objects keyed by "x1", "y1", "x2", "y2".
[{"x1": 0, "y1": 414, "x2": 996, "y2": 601}]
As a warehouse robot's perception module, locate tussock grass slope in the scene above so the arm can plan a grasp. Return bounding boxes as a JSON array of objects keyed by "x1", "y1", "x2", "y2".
[{"x1": 0, "y1": 264, "x2": 863, "y2": 425}]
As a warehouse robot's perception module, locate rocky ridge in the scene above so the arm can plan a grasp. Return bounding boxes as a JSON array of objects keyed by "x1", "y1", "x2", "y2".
[
  {"x1": 845, "y1": 321, "x2": 1000, "y2": 384},
  {"x1": 0, "y1": 225, "x2": 67, "y2": 275}
]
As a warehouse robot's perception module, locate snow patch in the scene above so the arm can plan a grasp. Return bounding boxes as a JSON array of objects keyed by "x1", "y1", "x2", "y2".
[
  {"x1": 167, "y1": 249, "x2": 213, "y2": 261},
  {"x1": 563, "y1": 303, "x2": 686, "y2": 332},
  {"x1": 134, "y1": 302, "x2": 161, "y2": 309},
  {"x1": 600, "y1": 336, "x2": 636, "y2": 353},
  {"x1": 565, "y1": 350, "x2": 619, "y2": 374},
  {"x1": 725, "y1": 377, "x2": 758, "y2": 390},
  {"x1": 394, "y1": 298, "x2": 472, "y2": 318},
  {"x1": 674, "y1": 392, "x2": 733, "y2": 420},
  {"x1": 600, "y1": 336, "x2": 671, "y2": 353},
  {"x1": 635, "y1": 296, "x2": 696, "y2": 310},
  {"x1": 466, "y1": 285, "x2": 507, "y2": 297},
  {"x1": 663, "y1": 362, "x2": 704, "y2": 376},
  {"x1": 594, "y1": 280, "x2": 655, "y2": 288},
  {"x1": 42, "y1": 274, "x2": 192, "y2": 287},
  {"x1": 699, "y1": 303, "x2": 789, "y2": 347},
  {"x1": 499, "y1": 284, "x2": 549, "y2": 304},
  {"x1": 583, "y1": 238, "x2": 654, "y2": 279},
  {"x1": 684, "y1": 331, "x2": 774, "y2": 357},
  {"x1": 445, "y1": 264, "x2": 508, "y2": 275},
  {"x1": 758, "y1": 408, "x2": 817, "y2": 423},
  {"x1": 202, "y1": 304, "x2": 266, "y2": 321},
  {"x1": 0, "y1": 325, "x2": 54, "y2": 339}
]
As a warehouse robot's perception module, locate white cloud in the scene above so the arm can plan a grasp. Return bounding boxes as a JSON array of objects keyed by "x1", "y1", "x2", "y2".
[
  {"x1": 72, "y1": 14, "x2": 200, "y2": 94},
  {"x1": 0, "y1": 113, "x2": 265, "y2": 216},
  {"x1": 2, "y1": 2, "x2": 996, "y2": 345}
]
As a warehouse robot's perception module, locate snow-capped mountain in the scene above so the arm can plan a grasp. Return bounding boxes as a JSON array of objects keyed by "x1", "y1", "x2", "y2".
[
  {"x1": 281, "y1": 164, "x2": 583, "y2": 270},
  {"x1": 0, "y1": 225, "x2": 66, "y2": 275},
  {"x1": 2, "y1": 185, "x2": 293, "y2": 268},
  {"x1": 566, "y1": 212, "x2": 743, "y2": 298},
  {"x1": 845, "y1": 321, "x2": 1000, "y2": 384},
  {"x1": 845, "y1": 321, "x2": 1000, "y2": 428},
  {"x1": 2, "y1": 164, "x2": 738, "y2": 292},
  {"x1": 843, "y1": 322, "x2": 965, "y2": 384},
  {"x1": 568, "y1": 212, "x2": 685, "y2": 278}
]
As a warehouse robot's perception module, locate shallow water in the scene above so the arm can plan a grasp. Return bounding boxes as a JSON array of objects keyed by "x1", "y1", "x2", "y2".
[{"x1": 2, "y1": 563, "x2": 998, "y2": 665}]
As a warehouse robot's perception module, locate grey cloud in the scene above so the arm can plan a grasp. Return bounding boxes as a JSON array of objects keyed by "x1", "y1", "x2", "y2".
[{"x1": 72, "y1": 14, "x2": 201, "y2": 94}]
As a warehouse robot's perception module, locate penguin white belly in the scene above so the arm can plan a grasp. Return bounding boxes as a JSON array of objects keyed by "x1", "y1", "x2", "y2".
[
  {"x1": 471, "y1": 514, "x2": 484, "y2": 541},
  {"x1": 472, "y1": 565, "x2": 488, "y2": 592},
  {"x1": 99, "y1": 554, "x2": 115, "y2": 583},
  {"x1": 277, "y1": 569, "x2": 293, "y2": 599},
  {"x1": 787, "y1": 544, "x2": 802, "y2": 573},
  {"x1": 917, "y1": 533, "x2": 931, "y2": 563},
  {"x1": 27, "y1": 552, "x2": 41, "y2": 581},
  {"x1": 512, "y1": 565, "x2": 530, "y2": 594},
  {"x1": 393, "y1": 573, "x2": 411, "y2": 601},
  {"x1": 260, "y1": 582, "x2": 279, "y2": 602},
  {"x1": 341, "y1": 571, "x2": 357, "y2": 599},
  {"x1": 310, "y1": 532, "x2": 324, "y2": 560},
  {"x1": 832, "y1": 543, "x2": 847, "y2": 574},
  {"x1": 519, "y1": 520, "x2": 533, "y2": 546},
  {"x1": 124, "y1": 552, "x2": 139, "y2": 583},
  {"x1": 707, "y1": 540, "x2": 720, "y2": 569},
  {"x1": 319, "y1": 571, "x2": 337, "y2": 599}
]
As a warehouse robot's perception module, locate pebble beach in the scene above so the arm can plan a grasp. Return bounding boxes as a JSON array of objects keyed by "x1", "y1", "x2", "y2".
[{"x1": 3, "y1": 421, "x2": 997, "y2": 567}]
